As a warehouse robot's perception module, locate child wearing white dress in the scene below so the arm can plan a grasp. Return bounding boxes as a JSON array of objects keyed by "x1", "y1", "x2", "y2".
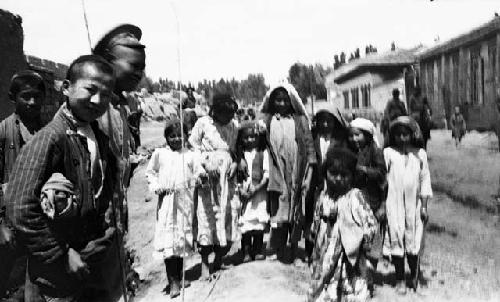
[
  {"x1": 237, "y1": 122, "x2": 270, "y2": 262},
  {"x1": 188, "y1": 94, "x2": 240, "y2": 279},
  {"x1": 146, "y1": 119, "x2": 205, "y2": 298},
  {"x1": 384, "y1": 116, "x2": 432, "y2": 294}
]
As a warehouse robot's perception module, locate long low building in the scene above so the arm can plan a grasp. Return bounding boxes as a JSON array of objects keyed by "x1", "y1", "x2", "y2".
[{"x1": 418, "y1": 15, "x2": 500, "y2": 133}]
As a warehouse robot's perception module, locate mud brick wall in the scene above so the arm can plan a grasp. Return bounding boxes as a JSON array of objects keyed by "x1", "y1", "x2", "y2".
[{"x1": 0, "y1": 9, "x2": 27, "y2": 121}]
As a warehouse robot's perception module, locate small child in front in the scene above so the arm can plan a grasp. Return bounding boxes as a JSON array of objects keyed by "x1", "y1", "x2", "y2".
[
  {"x1": 236, "y1": 122, "x2": 270, "y2": 262},
  {"x1": 308, "y1": 147, "x2": 377, "y2": 302},
  {"x1": 146, "y1": 119, "x2": 205, "y2": 298}
]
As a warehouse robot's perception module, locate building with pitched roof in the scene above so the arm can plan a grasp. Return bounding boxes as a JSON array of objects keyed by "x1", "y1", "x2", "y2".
[{"x1": 325, "y1": 46, "x2": 424, "y2": 122}]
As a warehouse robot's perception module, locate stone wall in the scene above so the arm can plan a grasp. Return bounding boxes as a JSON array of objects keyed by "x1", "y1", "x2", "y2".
[{"x1": 0, "y1": 9, "x2": 27, "y2": 121}]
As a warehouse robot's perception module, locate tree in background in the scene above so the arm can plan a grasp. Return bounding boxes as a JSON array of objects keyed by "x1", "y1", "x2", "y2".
[{"x1": 288, "y1": 63, "x2": 330, "y2": 103}]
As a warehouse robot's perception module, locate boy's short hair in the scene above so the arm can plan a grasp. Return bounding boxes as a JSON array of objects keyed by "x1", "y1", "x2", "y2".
[
  {"x1": 163, "y1": 118, "x2": 188, "y2": 139},
  {"x1": 322, "y1": 147, "x2": 357, "y2": 177},
  {"x1": 65, "y1": 55, "x2": 115, "y2": 83},
  {"x1": 9, "y1": 70, "x2": 45, "y2": 97}
]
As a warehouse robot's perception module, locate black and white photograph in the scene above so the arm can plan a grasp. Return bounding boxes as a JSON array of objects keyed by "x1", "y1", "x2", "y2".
[{"x1": 0, "y1": 0, "x2": 499, "y2": 301}]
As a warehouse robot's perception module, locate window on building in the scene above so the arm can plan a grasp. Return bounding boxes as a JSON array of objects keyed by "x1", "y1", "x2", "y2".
[
  {"x1": 361, "y1": 84, "x2": 371, "y2": 107},
  {"x1": 351, "y1": 87, "x2": 359, "y2": 108},
  {"x1": 343, "y1": 91, "x2": 350, "y2": 109},
  {"x1": 470, "y1": 47, "x2": 481, "y2": 105}
]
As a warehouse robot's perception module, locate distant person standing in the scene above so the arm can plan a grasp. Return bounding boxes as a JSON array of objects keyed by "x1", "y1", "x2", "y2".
[
  {"x1": 381, "y1": 88, "x2": 407, "y2": 146},
  {"x1": 420, "y1": 98, "x2": 433, "y2": 150},
  {"x1": 450, "y1": 106, "x2": 466, "y2": 147}
]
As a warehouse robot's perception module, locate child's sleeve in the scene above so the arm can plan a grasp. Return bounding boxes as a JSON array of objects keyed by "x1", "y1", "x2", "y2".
[
  {"x1": 145, "y1": 150, "x2": 161, "y2": 192},
  {"x1": 419, "y1": 149, "x2": 433, "y2": 198},
  {"x1": 263, "y1": 150, "x2": 270, "y2": 179},
  {"x1": 300, "y1": 116, "x2": 317, "y2": 165},
  {"x1": 364, "y1": 147, "x2": 387, "y2": 182},
  {"x1": 383, "y1": 148, "x2": 391, "y2": 172},
  {"x1": 190, "y1": 150, "x2": 206, "y2": 178},
  {"x1": 352, "y1": 190, "x2": 377, "y2": 239},
  {"x1": 188, "y1": 118, "x2": 204, "y2": 150}
]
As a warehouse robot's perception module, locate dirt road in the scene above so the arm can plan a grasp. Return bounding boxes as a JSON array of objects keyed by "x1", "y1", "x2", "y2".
[{"x1": 127, "y1": 122, "x2": 500, "y2": 302}]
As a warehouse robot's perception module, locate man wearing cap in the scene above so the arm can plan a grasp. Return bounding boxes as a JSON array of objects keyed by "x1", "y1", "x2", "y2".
[
  {"x1": 93, "y1": 24, "x2": 146, "y2": 231},
  {"x1": 0, "y1": 70, "x2": 45, "y2": 299}
]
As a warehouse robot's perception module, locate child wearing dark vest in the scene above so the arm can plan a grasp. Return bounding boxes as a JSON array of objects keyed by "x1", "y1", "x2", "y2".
[{"x1": 236, "y1": 122, "x2": 270, "y2": 262}]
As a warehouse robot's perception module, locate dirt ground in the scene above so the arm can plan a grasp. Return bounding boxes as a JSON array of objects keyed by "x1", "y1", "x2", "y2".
[{"x1": 126, "y1": 121, "x2": 500, "y2": 302}]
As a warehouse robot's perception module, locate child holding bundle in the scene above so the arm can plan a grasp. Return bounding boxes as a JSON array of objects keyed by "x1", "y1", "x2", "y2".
[
  {"x1": 384, "y1": 116, "x2": 432, "y2": 294},
  {"x1": 188, "y1": 94, "x2": 240, "y2": 280},
  {"x1": 146, "y1": 119, "x2": 205, "y2": 298}
]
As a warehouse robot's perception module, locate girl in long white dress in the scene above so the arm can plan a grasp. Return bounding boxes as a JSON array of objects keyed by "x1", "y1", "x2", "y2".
[
  {"x1": 146, "y1": 119, "x2": 205, "y2": 298},
  {"x1": 384, "y1": 116, "x2": 432, "y2": 294},
  {"x1": 188, "y1": 94, "x2": 240, "y2": 279}
]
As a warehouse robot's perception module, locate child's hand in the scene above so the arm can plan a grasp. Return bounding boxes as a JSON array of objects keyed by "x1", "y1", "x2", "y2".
[
  {"x1": 420, "y1": 206, "x2": 429, "y2": 223},
  {"x1": 375, "y1": 205, "x2": 387, "y2": 223},
  {"x1": 228, "y1": 162, "x2": 238, "y2": 179},
  {"x1": 66, "y1": 248, "x2": 90, "y2": 280},
  {"x1": 356, "y1": 164, "x2": 367, "y2": 175},
  {"x1": 247, "y1": 185, "x2": 256, "y2": 198}
]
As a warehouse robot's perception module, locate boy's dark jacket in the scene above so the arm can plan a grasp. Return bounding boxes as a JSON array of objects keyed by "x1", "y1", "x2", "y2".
[{"x1": 5, "y1": 105, "x2": 117, "y2": 296}]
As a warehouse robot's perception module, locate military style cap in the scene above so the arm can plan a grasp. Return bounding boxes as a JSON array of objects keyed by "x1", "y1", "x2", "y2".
[{"x1": 93, "y1": 24, "x2": 145, "y2": 55}]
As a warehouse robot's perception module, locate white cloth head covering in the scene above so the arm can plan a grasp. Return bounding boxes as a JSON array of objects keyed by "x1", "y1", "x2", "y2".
[{"x1": 350, "y1": 118, "x2": 380, "y2": 147}]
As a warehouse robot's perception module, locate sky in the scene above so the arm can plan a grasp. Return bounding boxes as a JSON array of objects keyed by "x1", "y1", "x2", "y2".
[{"x1": 2, "y1": 0, "x2": 500, "y2": 85}]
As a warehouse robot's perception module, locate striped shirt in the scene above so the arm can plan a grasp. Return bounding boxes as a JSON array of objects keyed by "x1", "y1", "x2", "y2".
[{"x1": 5, "y1": 105, "x2": 116, "y2": 265}]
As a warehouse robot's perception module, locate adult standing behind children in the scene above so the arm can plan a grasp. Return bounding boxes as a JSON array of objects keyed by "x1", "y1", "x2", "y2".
[
  {"x1": 381, "y1": 89, "x2": 407, "y2": 145},
  {"x1": 260, "y1": 83, "x2": 316, "y2": 264},
  {"x1": 0, "y1": 71, "x2": 45, "y2": 299},
  {"x1": 6, "y1": 55, "x2": 120, "y2": 302},
  {"x1": 93, "y1": 24, "x2": 146, "y2": 231}
]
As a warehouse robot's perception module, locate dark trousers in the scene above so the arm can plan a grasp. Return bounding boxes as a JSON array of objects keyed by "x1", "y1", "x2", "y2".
[{"x1": 241, "y1": 230, "x2": 264, "y2": 256}]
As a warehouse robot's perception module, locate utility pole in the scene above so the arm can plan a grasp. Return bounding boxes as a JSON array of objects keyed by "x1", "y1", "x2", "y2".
[{"x1": 310, "y1": 65, "x2": 315, "y2": 115}]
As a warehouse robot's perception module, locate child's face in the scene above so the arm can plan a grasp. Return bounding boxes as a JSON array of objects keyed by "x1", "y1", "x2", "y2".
[
  {"x1": 348, "y1": 128, "x2": 367, "y2": 150},
  {"x1": 326, "y1": 167, "x2": 352, "y2": 193},
  {"x1": 241, "y1": 128, "x2": 258, "y2": 150},
  {"x1": 64, "y1": 63, "x2": 114, "y2": 123},
  {"x1": 166, "y1": 127, "x2": 183, "y2": 151},
  {"x1": 393, "y1": 126, "x2": 411, "y2": 147},
  {"x1": 15, "y1": 86, "x2": 44, "y2": 119},
  {"x1": 271, "y1": 90, "x2": 293, "y2": 115},
  {"x1": 316, "y1": 113, "x2": 336, "y2": 136}
]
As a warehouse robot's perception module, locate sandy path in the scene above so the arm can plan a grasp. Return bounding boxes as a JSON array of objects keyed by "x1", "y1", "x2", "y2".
[{"x1": 127, "y1": 122, "x2": 499, "y2": 302}]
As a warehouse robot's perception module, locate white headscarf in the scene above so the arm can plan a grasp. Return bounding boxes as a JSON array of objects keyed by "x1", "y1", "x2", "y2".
[{"x1": 350, "y1": 118, "x2": 380, "y2": 147}]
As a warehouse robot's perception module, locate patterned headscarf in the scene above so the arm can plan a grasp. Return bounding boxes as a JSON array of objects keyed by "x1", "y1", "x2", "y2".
[{"x1": 388, "y1": 116, "x2": 423, "y2": 147}]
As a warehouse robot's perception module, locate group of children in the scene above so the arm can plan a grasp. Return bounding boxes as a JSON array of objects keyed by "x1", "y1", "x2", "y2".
[{"x1": 145, "y1": 84, "x2": 432, "y2": 301}]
